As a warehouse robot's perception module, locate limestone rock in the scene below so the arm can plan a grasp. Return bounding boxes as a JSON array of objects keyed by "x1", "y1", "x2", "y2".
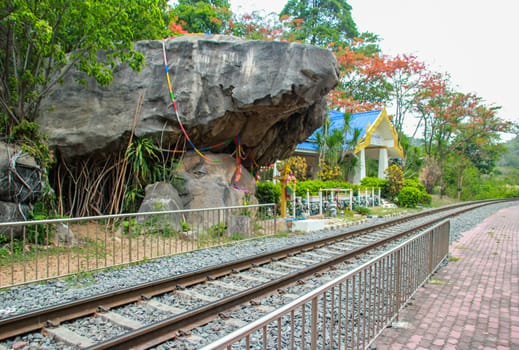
[
  {"x1": 0, "y1": 201, "x2": 29, "y2": 237},
  {"x1": 0, "y1": 142, "x2": 42, "y2": 203},
  {"x1": 176, "y1": 152, "x2": 257, "y2": 226},
  {"x1": 55, "y1": 223, "x2": 77, "y2": 246},
  {"x1": 38, "y1": 35, "x2": 339, "y2": 166},
  {"x1": 137, "y1": 182, "x2": 184, "y2": 231}
]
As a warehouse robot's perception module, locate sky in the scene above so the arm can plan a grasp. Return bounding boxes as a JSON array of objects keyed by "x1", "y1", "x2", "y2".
[{"x1": 230, "y1": 0, "x2": 518, "y2": 140}]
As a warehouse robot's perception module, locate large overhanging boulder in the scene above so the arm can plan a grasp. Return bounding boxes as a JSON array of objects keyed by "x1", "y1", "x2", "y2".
[{"x1": 38, "y1": 35, "x2": 339, "y2": 166}]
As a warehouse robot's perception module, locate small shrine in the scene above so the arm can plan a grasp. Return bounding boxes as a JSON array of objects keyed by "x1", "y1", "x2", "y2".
[{"x1": 295, "y1": 109, "x2": 404, "y2": 183}]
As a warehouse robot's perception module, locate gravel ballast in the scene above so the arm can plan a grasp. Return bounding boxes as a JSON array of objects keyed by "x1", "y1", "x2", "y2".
[{"x1": 0, "y1": 201, "x2": 515, "y2": 320}]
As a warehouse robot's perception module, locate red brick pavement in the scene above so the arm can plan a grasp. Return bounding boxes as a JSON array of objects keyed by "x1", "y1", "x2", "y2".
[{"x1": 373, "y1": 204, "x2": 519, "y2": 350}]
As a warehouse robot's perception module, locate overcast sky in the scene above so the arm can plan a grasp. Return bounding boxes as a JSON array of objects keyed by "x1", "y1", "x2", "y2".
[{"x1": 230, "y1": 0, "x2": 518, "y2": 140}]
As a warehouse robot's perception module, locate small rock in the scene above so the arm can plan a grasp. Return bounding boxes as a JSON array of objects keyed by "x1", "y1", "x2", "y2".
[{"x1": 12, "y1": 341, "x2": 28, "y2": 349}]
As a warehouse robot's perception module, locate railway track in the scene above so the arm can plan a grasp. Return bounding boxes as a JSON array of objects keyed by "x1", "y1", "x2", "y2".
[{"x1": 0, "y1": 200, "x2": 509, "y2": 349}]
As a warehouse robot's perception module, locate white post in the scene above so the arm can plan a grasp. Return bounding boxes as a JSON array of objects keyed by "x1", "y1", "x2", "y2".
[
  {"x1": 378, "y1": 148, "x2": 389, "y2": 179},
  {"x1": 273, "y1": 160, "x2": 279, "y2": 183},
  {"x1": 306, "y1": 190, "x2": 310, "y2": 215},
  {"x1": 371, "y1": 187, "x2": 375, "y2": 207},
  {"x1": 349, "y1": 189, "x2": 353, "y2": 210},
  {"x1": 360, "y1": 148, "x2": 366, "y2": 181},
  {"x1": 319, "y1": 189, "x2": 323, "y2": 215},
  {"x1": 378, "y1": 187, "x2": 381, "y2": 206},
  {"x1": 293, "y1": 191, "x2": 296, "y2": 218}
]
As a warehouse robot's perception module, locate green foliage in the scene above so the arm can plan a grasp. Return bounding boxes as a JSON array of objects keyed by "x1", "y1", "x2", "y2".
[
  {"x1": 400, "y1": 134, "x2": 424, "y2": 178},
  {"x1": 9, "y1": 120, "x2": 54, "y2": 171},
  {"x1": 282, "y1": 156, "x2": 308, "y2": 181},
  {"x1": 317, "y1": 160, "x2": 342, "y2": 181},
  {"x1": 355, "y1": 206, "x2": 370, "y2": 215},
  {"x1": 499, "y1": 136, "x2": 519, "y2": 169},
  {"x1": 385, "y1": 164, "x2": 404, "y2": 199},
  {"x1": 280, "y1": 0, "x2": 358, "y2": 47},
  {"x1": 122, "y1": 187, "x2": 145, "y2": 213},
  {"x1": 123, "y1": 137, "x2": 180, "y2": 212},
  {"x1": 207, "y1": 223, "x2": 227, "y2": 238},
  {"x1": 0, "y1": 0, "x2": 169, "y2": 132},
  {"x1": 228, "y1": 11, "x2": 285, "y2": 40},
  {"x1": 361, "y1": 176, "x2": 387, "y2": 196},
  {"x1": 314, "y1": 112, "x2": 362, "y2": 181},
  {"x1": 180, "y1": 220, "x2": 191, "y2": 232},
  {"x1": 396, "y1": 181, "x2": 431, "y2": 208},
  {"x1": 119, "y1": 219, "x2": 143, "y2": 236},
  {"x1": 255, "y1": 182, "x2": 281, "y2": 205},
  {"x1": 397, "y1": 187, "x2": 420, "y2": 208},
  {"x1": 403, "y1": 178, "x2": 427, "y2": 192},
  {"x1": 170, "y1": 0, "x2": 231, "y2": 34},
  {"x1": 443, "y1": 164, "x2": 519, "y2": 200},
  {"x1": 229, "y1": 233, "x2": 244, "y2": 241},
  {"x1": 125, "y1": 137, "x2": 160, "y2": 189},
  {"x1": 295, "y1": 180, "x2": 360, "y2": 196}
]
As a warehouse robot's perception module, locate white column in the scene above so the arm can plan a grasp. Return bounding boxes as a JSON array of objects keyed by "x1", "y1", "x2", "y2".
[
  {"x1": 360, "y1": 148, "x2": 366, "y2": 181},
  {"x1": 378, "y1": 148, "x2": 389, "y2": 179},
  {"x1": 352, "y1": 149, "x2": 366, "y2": 184}
]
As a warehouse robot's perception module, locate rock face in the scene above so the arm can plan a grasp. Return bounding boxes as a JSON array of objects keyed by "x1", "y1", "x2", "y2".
[
  {"x1": 0, "y1": 142, "x2": 41, "y2": 232},
  {"x1": 0, "y1": 142, "x2": 42, "y2": 204},
  {"x1": 38, "y1": 35, "x2": 339, "y2": 166},
  {"x1": 177, "y1": 152, "x2": 256, "y2": 210},
  {"x1": 137, "y1": 182, "x2": 184, "y2": 231},
  {"x1": 136, "y1": 153, "x2": 257, "y2": 231},
  {"x1": 174, "y1": 152, "x2": 256, "y2": 226}
]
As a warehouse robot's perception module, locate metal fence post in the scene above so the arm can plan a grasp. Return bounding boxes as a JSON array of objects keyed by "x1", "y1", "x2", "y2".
[{"x1": 395, "y1": 249, "x2": 402, "y2": 320}]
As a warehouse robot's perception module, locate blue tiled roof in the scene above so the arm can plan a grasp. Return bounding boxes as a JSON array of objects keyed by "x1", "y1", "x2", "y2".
[{"x1": 297, "y1": 110, "x2": 382, "y2": 152}]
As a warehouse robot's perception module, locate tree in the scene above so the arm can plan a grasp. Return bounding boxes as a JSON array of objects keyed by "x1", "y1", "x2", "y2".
[
  {"x1": 315, "y1": 112, "x2": 361, "y2": 180},
  {"x1": 449, "y1": 104, "x2": 512, "y2": 199},
  {"x1": 414, "y1": 73, "x2": 468, "y2": 194},
  {"x1": 360, "y1": 54, "x2": 427, "y2": 136},
  {"x1": 280, "y1": 0, "x2": 358, "y2": 47},
  {"x1": 329, "y1": 34, "x2": 385, "y2": 112},
  {"x1": 228, "y1": 11, "x2": 285, "y2": 41},
  {"x1": 0, "y1": 0, "x2": 169, "y2": 136},
  {"x1": 170, "y1": 0, "x2": 231, "y2": 34},
  {"x1": 414, "y1": 72, "x2": 513, "y2": 196}
]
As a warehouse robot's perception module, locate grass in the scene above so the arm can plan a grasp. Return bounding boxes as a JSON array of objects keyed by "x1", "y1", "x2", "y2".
[
  {"x1": 64, "y1": 270, "x2": 96, "y2": 288},
  {"x1": 429, "y1": 194, "x2": 461, "y2": 208},
  {"x1": 368, "y1": 207, "x2": 414, "y2": 217},
  {"x1": 0, "y1": 239, "x2": 106, "y2": 267}
]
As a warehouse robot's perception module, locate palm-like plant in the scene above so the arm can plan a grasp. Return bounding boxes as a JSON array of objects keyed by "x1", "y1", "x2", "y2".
[
  {"x1": 125, "y1": 137, "x2": 160, "y2": 190},
  {"x1": 316, "y1": 112, "x2": 362, "y2": 180}
]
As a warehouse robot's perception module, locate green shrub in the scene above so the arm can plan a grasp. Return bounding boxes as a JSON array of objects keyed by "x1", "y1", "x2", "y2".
[
  {"x1": 255, "y1": 182, "x2": 281, "y2": 205},
  {"x1": 361, "y1": 176, "x2": 388, "y2": 197},
  {"x1": 296, "y1": 180, "x2": 356, "y2": 196},
  {"x1": 397, "y1": 187, "x2": 421, "y2": 208},
  {"x1": 355, "y1": 206, "x2": 370, "y2": 215},
  {"x1": 207, "y1": 223, "x2": 227, "y2": 238},
  {"x1": 397, "y1": 185, "x2": 431, "y2": 208},
  {"x1": 404, "y1": 178, "x2": 427, "y2": 192},
  {"x1": 385, "y1": 164, "x2": 404, "y2": 199}
]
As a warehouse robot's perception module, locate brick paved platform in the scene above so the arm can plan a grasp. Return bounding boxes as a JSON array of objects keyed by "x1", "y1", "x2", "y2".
[{"x1": 373, "y1": 204, "x2": 519, "y2": 350}]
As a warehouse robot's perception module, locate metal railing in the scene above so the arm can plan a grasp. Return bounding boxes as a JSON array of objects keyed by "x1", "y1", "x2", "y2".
[
  {"x1": 0, "y1": 204, "x2": 277, "y2": 288},
  {"x1": 201, "y1": 220, "x2": 451, "y2": 350}
]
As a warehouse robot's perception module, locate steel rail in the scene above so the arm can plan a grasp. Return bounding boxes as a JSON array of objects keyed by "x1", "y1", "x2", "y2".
[
  {"x1": 87, "y1": 200, "x2": 507, "y2": 349},
  {"x1": 0, "y1": 199, "x2": 507, "y2": 343}
]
